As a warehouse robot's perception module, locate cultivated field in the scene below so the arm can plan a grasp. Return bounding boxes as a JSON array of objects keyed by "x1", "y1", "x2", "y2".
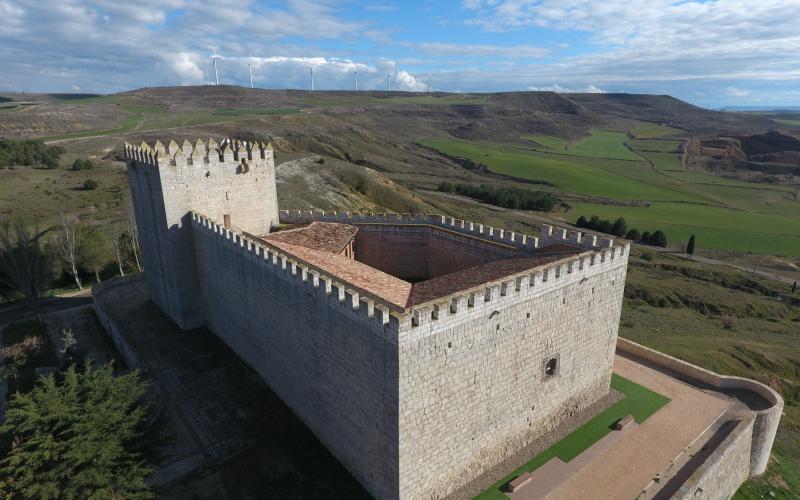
[{"x1": 421, "y1": 132, "x2": 800, "y2": 255}]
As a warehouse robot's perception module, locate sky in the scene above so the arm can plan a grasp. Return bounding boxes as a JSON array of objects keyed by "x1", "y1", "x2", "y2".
[{"x1": 1, "y1": 0, "x2": 799, "y2": 107}]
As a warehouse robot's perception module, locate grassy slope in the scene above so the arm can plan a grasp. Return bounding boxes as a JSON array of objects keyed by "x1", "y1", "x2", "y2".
[
  {"x1": 420, "y1": 137, "x2": 800, "y2": 255},
  {"x1": 477, "y1": 374, "x2": 670, "y2": 500}
]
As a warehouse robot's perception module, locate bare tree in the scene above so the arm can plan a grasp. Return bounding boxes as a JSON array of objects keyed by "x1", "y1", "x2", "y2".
[
  {"x1": 126, "y1": 199, "x2": 142, "y2": 272},
  {"x1": 0, "y1": 219, "x2": 52, "y2": 320},
  {"x1": 54, "y1": 211, "x2": 83, "y2": 291},
  {"x1": 111, "y1": 231, "x2": 126, "y2": 277}
]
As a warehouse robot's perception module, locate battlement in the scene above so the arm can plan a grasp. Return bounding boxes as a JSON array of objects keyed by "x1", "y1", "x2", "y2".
[
  {"x1": 201, "y1": 211, "x2": 630, "y2": 334},
  {"x1": 124, "y1": 138, "x2": 274, "y2": 169},
  {"x1": 278, "y1": 210, "x2": 619, "y2": 253},
  {"x1": 192, "y1": 212, "x2": 404, "y2": 337}
]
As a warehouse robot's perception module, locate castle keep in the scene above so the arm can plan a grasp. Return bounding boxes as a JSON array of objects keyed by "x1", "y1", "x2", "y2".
[{"x1": 125, "y1": 139, "x2": 636, "y2": 498}]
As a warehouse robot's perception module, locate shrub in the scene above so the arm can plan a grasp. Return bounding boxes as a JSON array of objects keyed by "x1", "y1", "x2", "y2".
[
  {"x1": 82, "y1": 179, "x2": 98, "y2": 190},
  {"x1": 575, "y1": 216, "x2": 588, "y2": 228},
  {"x1": 640, "y1": 251, "x2": 655, "y2": 261},
  {"x1": 721, "y1": 316, "x2": 735, "y2": 329},
  {"x1": 71, "y1": 158, "x2": 94, "y2": 170}
]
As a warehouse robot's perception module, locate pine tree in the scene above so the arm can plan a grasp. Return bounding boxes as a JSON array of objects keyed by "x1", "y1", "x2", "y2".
[
  {"x1": 686, "y1": 234, "x2": 696, "y2": 255},
  {"x1": 625, "y1": 229, "x2": 641, "y2": 242},
  {"x1": 611, "y1": 217, "x2": 628, "y2": 237},
  {"x1": 575, "y1": 216, "x2": 588, "y2": 228},
  {"x1": 0, "y1": 364, "x2": 154, "y2": 499}
]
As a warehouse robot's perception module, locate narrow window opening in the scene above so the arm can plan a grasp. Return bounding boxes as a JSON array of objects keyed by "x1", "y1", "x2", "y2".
[
  {"x1": 545, "y1": 357, "x2": 559, "y2": 378},
  {"x1": 223, "y1": 214, "x2": 231, "y2": 228}
]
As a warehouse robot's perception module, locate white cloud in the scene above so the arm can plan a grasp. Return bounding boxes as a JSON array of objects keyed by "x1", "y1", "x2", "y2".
[
  {"x1": 412, "y1": 42, "x2": 549, "y2": 59},
  {"x1": 725, "y1": 87, "x2": 750, "y2": 97},
  {"x1": 527, "y1": 83, "x2": 606, "y2": 93}
]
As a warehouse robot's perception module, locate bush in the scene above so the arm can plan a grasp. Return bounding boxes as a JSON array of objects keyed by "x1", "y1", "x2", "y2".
[
  {"x1": 575, "y1": 216, "x2": 588, "y2": 228},
  {"x1": 71, "y1": 158, "x2": 94, "y2": 170},
  {"x1": 82, "y1": 178, "x2": 98, "y2": 190},
  {"x1": 0, "y1": 139, "x2": 64, "y2": 168},
  {"x1": 640, "y1": 251, "x2": 655, "y2": 261}
]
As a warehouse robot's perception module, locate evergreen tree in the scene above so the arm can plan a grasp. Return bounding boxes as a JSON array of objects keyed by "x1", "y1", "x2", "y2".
[
  {"x1": 686, "y1": 234, "x2": 696, "y2": 255},
  {"x1": 0, "y1": 364, "x2": 154, "y2": 499},
  {"x1": 588, "y1": 216, "x2": 601, "y2": 230},
  {"x1": 625, "y1": 229, "x2": 641, "y2": 241},
  {"x1": 599, "y1": 220, "x2": 613, "y2": 234},
  {"x1": 611, "y1": 217, "x2": 628, "y2": 237},
  {"x1": 575, "y1": 216, "x2": 588, "y2": 228},
  {"x1": 650, "y1": 230, "x2": 668, "y2": 247},
  {"x1": 641, "y1": 231, "x2": 651, "y2": 244}
]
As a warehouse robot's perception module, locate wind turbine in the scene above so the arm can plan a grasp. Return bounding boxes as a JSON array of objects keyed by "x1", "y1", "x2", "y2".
[
  {"x1": 211, "y1": 49, "x2": 221, "y2": 85},
  {"x1": 428, "y1": 73, "x2": 432, "y2": 93},
  {"x1": 309, "y1": 67, "x2": 314, "y2": 91},
  {"x1": 354, "y1": 71, "x2": 358, "y2": 91},
  {"x1": 387, "y1": 72, "x2": 391, "y2": 92},
  {"x1": 249, "y1": 63, "x2": 254, "y2": 89}
]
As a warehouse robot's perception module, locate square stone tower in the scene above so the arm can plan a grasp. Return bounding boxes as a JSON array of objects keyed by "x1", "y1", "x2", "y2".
[{"x1": 125, "y1": 138, "x2": 279, "y2": 330}]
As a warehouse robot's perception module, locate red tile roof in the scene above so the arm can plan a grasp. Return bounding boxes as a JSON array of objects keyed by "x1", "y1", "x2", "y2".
[
  {"x1": 255, "y1": 223, "x2": 584, "y2": 311},
  {"x1": 263, "y1": 222, "x2": 358, "y2": 254}
]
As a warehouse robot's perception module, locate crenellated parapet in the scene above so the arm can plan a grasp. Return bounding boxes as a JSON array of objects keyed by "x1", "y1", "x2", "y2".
[
  {"x1": 124, "y1": 138, "x2": 274, "y2": 170},
  {"x1": 192, "y1": 213, "x2": 404, "y2": 336},
  {"x1": 278, "y1": 210, "x2": 620, "y2": 253}
]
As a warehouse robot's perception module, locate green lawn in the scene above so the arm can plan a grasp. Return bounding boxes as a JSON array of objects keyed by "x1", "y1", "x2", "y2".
[{"x1": 476, "y1": 374, "x2": 670, "y2": 500}]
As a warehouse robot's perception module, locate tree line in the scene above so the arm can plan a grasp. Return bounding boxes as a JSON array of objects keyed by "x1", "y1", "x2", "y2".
[
  {"x1": 438, "y1": 181, "x2": 559, "y2": 211},
  {"x1": 0, "y1": 206, "x2": 142, "y2": 316},
  {"x1": 0, "y1": 140, "x2": 65, "y2": 169},
  {"x1": 575, "y1": 215, "x2": 668, "y2": 247}
]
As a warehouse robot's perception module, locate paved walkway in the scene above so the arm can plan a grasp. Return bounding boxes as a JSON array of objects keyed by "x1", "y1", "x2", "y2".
[{"x1": 538, "y1": 355, "x2": 733, "y2": 499}]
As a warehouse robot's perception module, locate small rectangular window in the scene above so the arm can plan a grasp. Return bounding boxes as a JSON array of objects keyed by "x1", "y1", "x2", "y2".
[
  {"x1": 223, "y1": 214, "x2": 231, "y2": 228},
  {"x1": 544, "y1": 355, "x2": 559, "y2": 378}
]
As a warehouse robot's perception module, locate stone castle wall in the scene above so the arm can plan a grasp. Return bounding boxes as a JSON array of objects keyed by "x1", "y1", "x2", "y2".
[
  {"x1": 354, "y1": 224, "x2": 522, "y2": 281},
  {"x1": 398, "y1": 244, "x2": 629, "y2": 499},
  {"x1": 191, "y1": 215, "x2": 402, "y2": 499},
  {"x1": 672, "y1": 418, "x2": 753, "y2": 500},
  {"x1": 126, "y1": 140, "x2": 279, "y2": 330}
]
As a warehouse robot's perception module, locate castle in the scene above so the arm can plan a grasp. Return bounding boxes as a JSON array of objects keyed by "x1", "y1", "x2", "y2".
[{"x1": 122, "y1": 139, "x2": 779, "y2": 499}]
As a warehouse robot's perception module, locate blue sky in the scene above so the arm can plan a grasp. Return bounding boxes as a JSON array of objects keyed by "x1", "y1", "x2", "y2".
[{"x1": 1, "y1": 0, "x2": 799, "y2": 107}]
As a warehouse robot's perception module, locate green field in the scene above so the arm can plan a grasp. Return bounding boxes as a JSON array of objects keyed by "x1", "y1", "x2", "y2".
[
  {"x1": 420, "y1": 137, "x2": 800, "y2": 255},
  {"x1": 627, "y1": 139, "x2": 682, "y2": 152},
  {"x1": 525, "y1": 130, "x2": 642, "y2": 161},
  {"x1": 630, "y1": 123, "x2": 683, "y2": 138},
  {"x1": 477, "y1": 374, "x2": 670, "y2": 500}
]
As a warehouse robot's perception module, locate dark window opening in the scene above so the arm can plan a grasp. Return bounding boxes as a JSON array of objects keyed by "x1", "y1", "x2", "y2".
[{"x1": 545, "y1": 357, "x2": 558, "y2": 378}]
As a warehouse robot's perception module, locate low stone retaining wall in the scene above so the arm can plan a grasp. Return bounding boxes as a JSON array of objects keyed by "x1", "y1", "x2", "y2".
[
  {"x1": 616, "y1": 337, "x2": 783, "y2": 479},
  {"x1": 92, "y1": 275, "x2": 144, "y2": 370},
  {"x1": 672, "y1": 418, "x2": 754, "y2": 500}
]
